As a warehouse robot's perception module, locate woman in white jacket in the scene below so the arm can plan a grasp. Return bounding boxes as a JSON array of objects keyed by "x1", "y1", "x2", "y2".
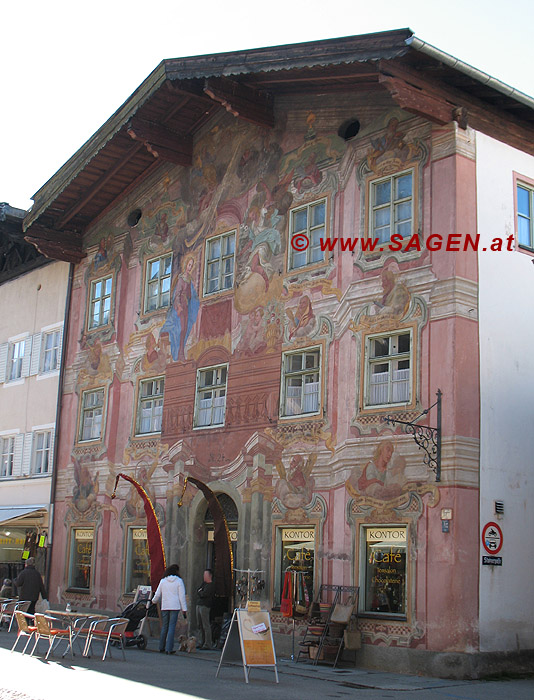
[{"x1": 150, "y1": 564, "x2": 187, "y2": 654}]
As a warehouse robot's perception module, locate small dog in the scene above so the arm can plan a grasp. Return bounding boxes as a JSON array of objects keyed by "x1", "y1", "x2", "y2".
[{"x1": 178, "y1": 635, "x2": 197, "y2": 653}]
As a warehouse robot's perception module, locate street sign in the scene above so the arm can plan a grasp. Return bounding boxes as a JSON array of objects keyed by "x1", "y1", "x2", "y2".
[
  {"x1": 482, "y1": 521, "x2": 503, "y2": 555},
  {"x1": 482, "y1": 556, "x2": 502, "y2": 566}
]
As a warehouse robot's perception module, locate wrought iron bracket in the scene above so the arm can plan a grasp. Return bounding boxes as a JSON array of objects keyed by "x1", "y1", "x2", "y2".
[{"x1": 383, "y1": 389, "x2": 442, "y2": 482}]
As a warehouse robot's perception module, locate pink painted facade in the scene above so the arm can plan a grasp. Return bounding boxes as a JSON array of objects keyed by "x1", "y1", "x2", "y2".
[{"x1": 25, "y1": 34, "x2": 532, "y2": 677}]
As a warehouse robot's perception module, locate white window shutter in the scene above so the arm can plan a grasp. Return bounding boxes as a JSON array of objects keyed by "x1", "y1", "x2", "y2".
[
  {"x1": 0, "y1": 342, "x2": 8, "y2": 383},
  {"x1": 21, "y1": 336, "x2": 33, "y2": 377},
  {"x1": 48, "y1": 429, "x2": 55, "y2": 473},
  {"x1": 29, "y1": 333, "x2": 42, "y2": 375},
  {"x1": 56, "y1": 325, "x2": 64, "y2": 369},
  {"x1": 22, "y1": 432, "x2": 33, "y2": 475},
  {"x1": 12, "y1": 434, "x2": 24, "y2": 476}
]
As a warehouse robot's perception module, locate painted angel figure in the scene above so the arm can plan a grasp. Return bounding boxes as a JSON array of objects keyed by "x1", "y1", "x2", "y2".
[
  {"x1": 275, "y1": 454, "x2": 316, "y2": 509},
  {"x1": 73, "y1": 458, "x2": 99, "y2": 513}
]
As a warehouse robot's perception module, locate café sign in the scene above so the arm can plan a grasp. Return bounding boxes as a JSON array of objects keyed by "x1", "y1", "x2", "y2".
[{"x1": 366, "y1": 528, "x2": 407, "y2": 543}]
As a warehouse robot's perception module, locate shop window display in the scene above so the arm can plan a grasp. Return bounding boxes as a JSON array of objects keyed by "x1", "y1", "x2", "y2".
[
  {"x1": 68, "y1": 529, "x2": 93, "y2": 590},
  {"x1": 363, "y1": 526, "x2": 406, "y2": 616}
]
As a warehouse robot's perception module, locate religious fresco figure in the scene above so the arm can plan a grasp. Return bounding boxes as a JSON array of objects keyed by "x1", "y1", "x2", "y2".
[
  {"x1": 161, "y1": 255, "x2": 199, "y2": 362},
  {"x1": 346, "y1": 440, "x2": 406, "y2": 501},
  {"x1": 287, "y1": 295, "x2": 316, "y2": 340},
  {"x1": 235, "y1": 306, "x2": 267, "y2": 356},
  {"x1": 72, "y1": 458, "x2": 99, "y2": 513},
  {"x1": 275, "y1": 454, "x2": 316, "y2": 509},
  {"x1": 154, "y1": 211, "x2": 169, "y2": 242}
]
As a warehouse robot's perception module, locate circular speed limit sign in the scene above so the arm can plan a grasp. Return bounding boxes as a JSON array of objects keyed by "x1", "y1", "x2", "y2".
[{"x1": 482, "y1": 521, "x2": 503, "y2": 555}]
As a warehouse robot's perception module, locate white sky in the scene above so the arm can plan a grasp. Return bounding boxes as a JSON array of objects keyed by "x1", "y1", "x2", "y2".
[{"x1": 1, "y1": 0, "x2": 533, "y2": 211}]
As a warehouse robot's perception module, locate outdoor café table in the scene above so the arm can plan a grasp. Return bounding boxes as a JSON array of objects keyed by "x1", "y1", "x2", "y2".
[{"x1": 46, "y1": 610, "x2": 108, "y2": 657}]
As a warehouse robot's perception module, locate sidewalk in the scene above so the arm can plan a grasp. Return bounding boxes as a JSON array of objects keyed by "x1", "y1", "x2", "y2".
[{"x1": 1, "y1": 628, "x2": 533, "y2": 700}]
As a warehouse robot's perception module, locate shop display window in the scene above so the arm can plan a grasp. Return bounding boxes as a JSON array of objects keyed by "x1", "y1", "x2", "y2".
[
  {"x1": 363, "y1": 526, "x2": 407, "y2": 616},
  {"x1": 125, "y1": 528, "x2": 150, "y2": 593},
  {"x1": 68, "y1": 528, "x2": 93, "y2": 591},
  {"x1": 274, "y1": 527, "x2": 315, "y2": 606}
]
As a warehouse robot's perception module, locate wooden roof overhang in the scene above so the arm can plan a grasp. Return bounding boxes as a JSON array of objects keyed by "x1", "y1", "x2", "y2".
[{"x1": 23, "y1": 28, "x2": 534, "y2": 263}]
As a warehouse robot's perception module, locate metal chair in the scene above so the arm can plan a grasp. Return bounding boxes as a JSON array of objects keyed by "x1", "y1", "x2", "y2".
[
  {"x1": 1, "y1": 600, "x2": 31, "y2": 632},
  {"x1": 83, "y1": 617, "x2": 128, "y2": 661},
  {"x1": 11, "y1": 611, "x2": 37, "y2": 654},
  {"x1": 31, "y1": 614, "x2": 73, "y2": 660}
]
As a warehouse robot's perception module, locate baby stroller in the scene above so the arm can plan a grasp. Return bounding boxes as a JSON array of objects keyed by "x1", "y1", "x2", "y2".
[{"x1": 120, "y1": 600, "x2": 156, "y2": 649}]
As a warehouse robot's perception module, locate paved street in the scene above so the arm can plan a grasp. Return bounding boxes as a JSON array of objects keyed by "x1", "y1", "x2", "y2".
[{"x1": 0, "y1": 632, "x2": 533, "y2": 700}]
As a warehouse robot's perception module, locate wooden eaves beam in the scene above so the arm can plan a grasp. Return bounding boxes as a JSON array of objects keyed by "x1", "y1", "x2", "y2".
[
  {"x1": 203, "y1": 76, "x2": 275, "y2": 129},
  {"x1": 378, "y1": 59, "x2": 534, "y2": 156},
  {"x1": 24, "y1": 224, "x2": 85, "y2": 264},
  {"x1": 126, "y1": 117, "x2": 193, "y2": 166}
]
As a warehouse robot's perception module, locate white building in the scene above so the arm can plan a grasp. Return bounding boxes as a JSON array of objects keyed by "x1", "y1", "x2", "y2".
[{"x1": 0, "y1": 202, "x2": 70, "y2": 585}]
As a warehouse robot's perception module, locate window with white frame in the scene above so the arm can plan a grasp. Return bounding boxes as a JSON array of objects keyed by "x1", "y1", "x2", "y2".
[
  {"x1": 281, "y1": 348, "x2": 321, "y2": 417},
  {"x1": 204, "y1": 231, "x2": 236, "y2": 295},
  {"x1": 144, "y1": 254, "x2": 172, "y2": 312},
  {"x1": 288, "y1": 199, "x2": 326, "y2": 270},
  {"x1": 9, "y1": 340, "x2": 25, "y2": 381},
  {"x1": 41, "y1": 330, "x2": 61, "y2": 373},
  {"x1": 79, "y1": 388, "x2": 105, "y2": 442},
  {"x1": 365, "y1": 330, "x2": 411, "y2": 407},
  {"x1": 0, "y1": 437, "x2": 15, "y2": 477},
  {"x1": 369, "y1": 170, "x2": 413, "y2": 244},
  {"x1": 136, "y1": 377, "x2": 164, "y2": 434},
  {"x1": 32, "y1": 431, "x2": 52, "y2": 474},
  {"x1": 194, "y1": 364, "x2": 228, "y2": 428},
  {"x1": 88, "y1": 275, "x2": 113, "y2": 329},
  {"x1": 517, "y1": 183, "x2": 534, "y2": 249}
]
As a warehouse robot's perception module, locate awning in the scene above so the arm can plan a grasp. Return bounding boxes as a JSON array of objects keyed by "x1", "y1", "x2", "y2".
[{"x1": 0, "y1": 505, "x2": 48, "y2": 526}]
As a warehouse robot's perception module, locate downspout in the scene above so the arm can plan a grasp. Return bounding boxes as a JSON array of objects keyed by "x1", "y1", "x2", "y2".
[
  {"x1": 45, "y1": 261, "x2": 74, "y2": 594},
  {"x1": 406, "y1": 35, "x2": 534, "y2": 111}
]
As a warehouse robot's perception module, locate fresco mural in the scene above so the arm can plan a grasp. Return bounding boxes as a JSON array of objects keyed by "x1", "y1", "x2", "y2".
[
  {"x1": 275, "y1": 453, "x2": 317, "y2": 509},
  {"x1": 161, "y1": 254, "x2": 199, "y2": 362}
]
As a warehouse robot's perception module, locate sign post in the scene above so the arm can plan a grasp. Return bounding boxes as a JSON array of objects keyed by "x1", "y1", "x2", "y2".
[{"x1": 216, "y1": 608, "x2": 279, "y2": 683}]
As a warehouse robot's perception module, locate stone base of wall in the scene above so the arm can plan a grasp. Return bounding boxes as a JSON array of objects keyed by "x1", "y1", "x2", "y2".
[{"x1": 273, "y1": 632, "x2": 534, "y2": 680}]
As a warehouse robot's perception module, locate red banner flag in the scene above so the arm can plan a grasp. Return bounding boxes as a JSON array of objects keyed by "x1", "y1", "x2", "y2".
[{"x1": 111, "y1": 473, "x2": 166, "y2": 591}]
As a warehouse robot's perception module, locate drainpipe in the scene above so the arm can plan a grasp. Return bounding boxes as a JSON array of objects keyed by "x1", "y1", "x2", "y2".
[
  {"x1": 45, "y1": 262, "x2": 74, "y2": 594},
  {"x1": 406, "y1": 35, "x2": 534, "y2": 111}
]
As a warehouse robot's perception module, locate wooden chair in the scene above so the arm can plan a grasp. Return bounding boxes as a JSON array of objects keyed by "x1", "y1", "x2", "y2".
[
  {"x1": 83, "y1": 617, "x2": 128, "y2": 661},
  {"x1": 31, "y1": 614, "x2": 73, "y2": 660},
  {"x1": 11, "y1": 611, "x2": 37, "y2": 654}
]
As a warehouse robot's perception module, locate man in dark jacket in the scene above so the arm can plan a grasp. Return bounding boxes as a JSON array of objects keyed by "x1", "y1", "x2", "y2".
[
  {"x1": 14, "y1": 557, "x2": 47, "y2": 614},
  {"x1": 196, "y1": 569, "x2": 215, "y2": 649}
]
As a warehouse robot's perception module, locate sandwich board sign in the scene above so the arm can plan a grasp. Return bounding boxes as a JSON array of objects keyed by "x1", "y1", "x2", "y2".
[{"x1": 216, "y1": 608, "x2": 279, "y2": 683}]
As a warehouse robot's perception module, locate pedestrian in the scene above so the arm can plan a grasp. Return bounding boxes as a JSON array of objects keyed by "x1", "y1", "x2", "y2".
[
  {"x1": 149, "y1": 564, "x2": 187, "y2": 655},
  {"x1": 0, "y1": 578, "x2": 13, "y2": 598},
  {"x1": 196, "y1": 568, "x2": 215, "y2": 650},
  {"x1": 14, "y1": 558, "x2": 47, "y2": 614}
]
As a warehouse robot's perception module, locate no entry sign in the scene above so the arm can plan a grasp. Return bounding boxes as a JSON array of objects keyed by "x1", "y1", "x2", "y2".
[{"x1": 482, "y1": 521, "x2": 503, "y2": 555}]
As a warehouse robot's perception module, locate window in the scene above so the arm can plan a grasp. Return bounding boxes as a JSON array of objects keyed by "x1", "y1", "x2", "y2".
[
  {"x1": 42, "y1": 330, "x2": 61, "y2": 373},
  {"x1": 517, "y1": 183, "x2": 534, "y2": 249},
  {"x1": 80, "y1": 389, "x2": 105, "y2": 442},
  {"x1": 194, "y1": 364, "x2": 228, "y2": 428},
  {"x1": 275, "y1": 527, "x2": 315, "y2": 606},
  {"x1": 370, "y1": 170, "x2": 413, "y2": 243},
  {"x1": 363, "y1": 526, "x2": 407, "y2": 616},
  {"x1": 204, "y1": 231, "x2": 236, "y2": 295},
  {"x1": 365, "y1": 331, "x2": 411, "y2": 407},
  {"x1": 88, "y1": 275, "x2": 113, "y2": 329},
  {"x1": 32, "y1": 431, "x2": 52, "y2": 474},
  {"x1": 288, "y1": 199, "x2": 326, "y2": 270},
  {"x1": 68, "y1": 529, "x2": 93, "y2": 590},
  {"x1": 0, "y1": 437, "x2": 14, "y2": 477},
  {"x1": 136, "y1": 377, "x2": 164, "y2": 435},
  {"x1": 281, "y1": 348, "x2": 321, "y2": 417},
  {"x1": 125, "y1": 528, "x2": 150, "y2": 593},
  {"x1": 145, "y1": 254, "x2": 172, "y2": 312},
  {"x1": 9, "y1": 340, "x2": 25, "y2": 381}
]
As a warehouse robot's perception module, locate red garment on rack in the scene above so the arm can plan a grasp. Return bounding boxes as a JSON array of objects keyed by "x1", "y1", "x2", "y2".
[{"x1": 281, "y1": 571, "x2": 293, "y2": 617}]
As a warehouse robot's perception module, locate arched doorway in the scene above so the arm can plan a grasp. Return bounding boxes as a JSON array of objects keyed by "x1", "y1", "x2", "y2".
[{"x1": 204, "y1": 493, "x2": 238, "y2": 622}]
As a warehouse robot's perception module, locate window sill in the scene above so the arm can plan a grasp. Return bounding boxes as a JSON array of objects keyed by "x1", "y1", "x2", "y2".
[
  {"x1": 192, "y1": 423, "x2": 226, "y2": 431},
  {"x1": 358, "y1": 612, "x2": 407, "y2": 622},
  {"x1": 3, "y1": 378, "x2": 25, "y2": 387},
  {"x1": 279, "y1": 412, "x2": 322, "y2": 423},
  {"x1": 36, "y1": 370, "x2": 60, "y2": 381}
]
